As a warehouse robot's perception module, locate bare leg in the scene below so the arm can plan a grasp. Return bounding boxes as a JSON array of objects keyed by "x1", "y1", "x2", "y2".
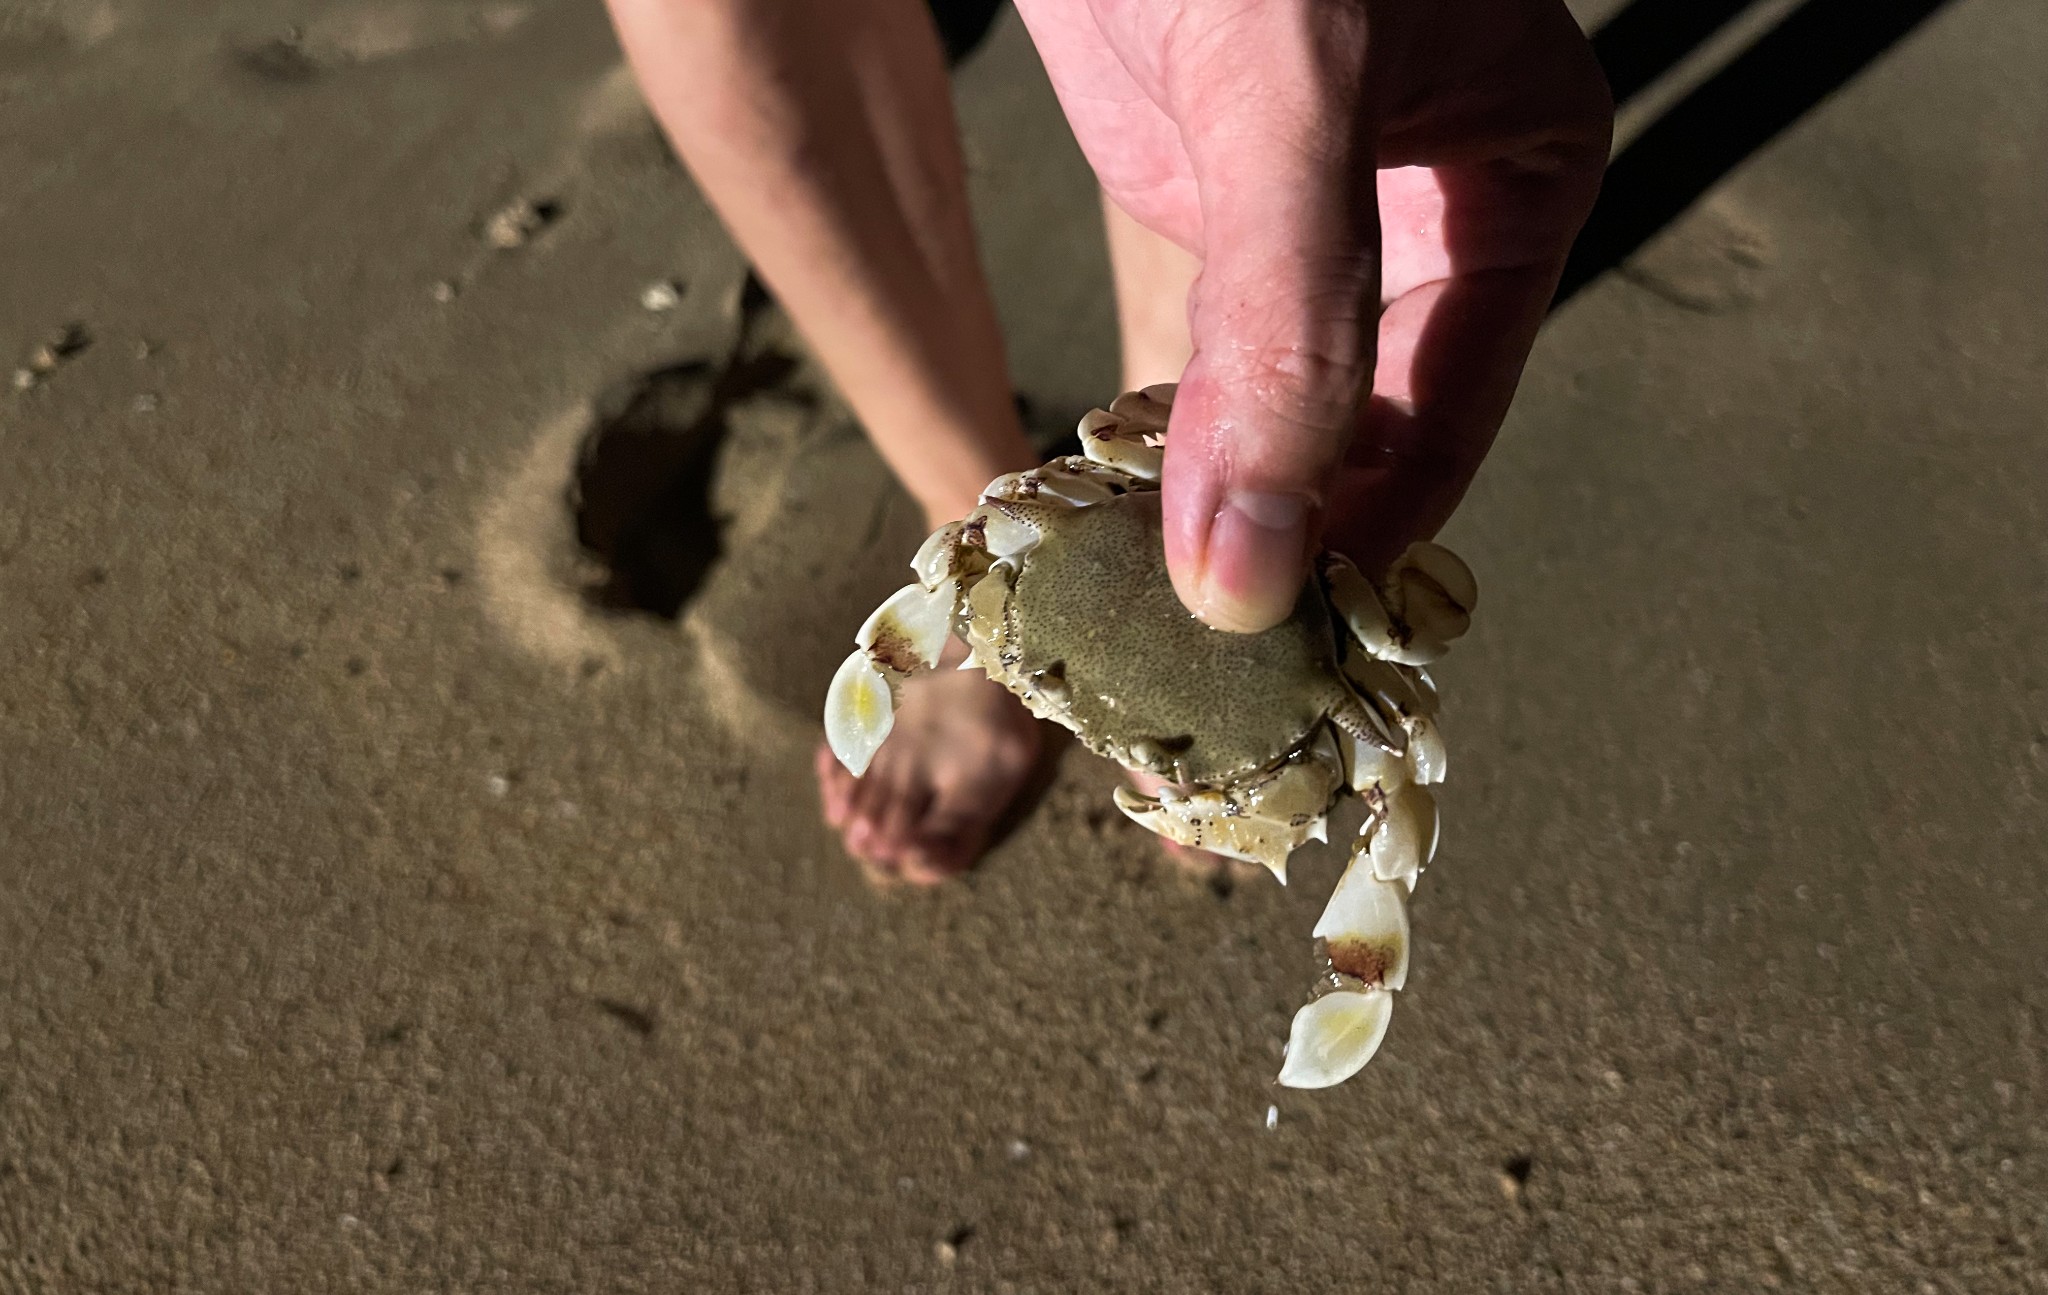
[
  {"x1": 1103, "y1": 193, "x2": 1199, "y2": 391},
  {"x1": 607, "y1": 0, "x2": 1040, "y2": 881}
]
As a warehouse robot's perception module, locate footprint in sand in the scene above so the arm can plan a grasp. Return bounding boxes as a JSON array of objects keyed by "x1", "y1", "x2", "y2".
[{"x1": 475, "y1": 289, "x2": 924, "y2": 748}]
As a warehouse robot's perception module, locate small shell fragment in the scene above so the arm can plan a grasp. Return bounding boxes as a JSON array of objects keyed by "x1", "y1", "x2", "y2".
[{"x1": 1278, "y1": 990, "x2": 1393, "y2": 1089}]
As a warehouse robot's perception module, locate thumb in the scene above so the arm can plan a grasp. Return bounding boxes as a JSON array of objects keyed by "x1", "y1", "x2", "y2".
[{"x1": 1159, "y1": 13, "x2": 1380, "y2": 633}]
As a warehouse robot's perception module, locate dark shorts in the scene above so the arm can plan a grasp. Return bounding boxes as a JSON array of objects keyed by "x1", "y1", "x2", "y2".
[{"x1": 928, "y1": 0, "x2": 1009, "y2": 64}]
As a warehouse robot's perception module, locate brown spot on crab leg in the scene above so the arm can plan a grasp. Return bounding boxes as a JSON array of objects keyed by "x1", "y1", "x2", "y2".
[{"x1": 1314, "y1": 856, "x2": 1412, "y2": 989}]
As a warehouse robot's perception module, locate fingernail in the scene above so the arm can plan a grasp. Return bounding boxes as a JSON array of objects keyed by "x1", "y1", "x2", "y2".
[{"x1": 1197, "y1": 490, "x2": 1314, "y2": 632}]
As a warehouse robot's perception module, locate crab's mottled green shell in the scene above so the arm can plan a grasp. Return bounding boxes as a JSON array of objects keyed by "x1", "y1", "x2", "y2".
[{"x1": 1002, "y1": 491, "x2": 1353, "y2": 783}]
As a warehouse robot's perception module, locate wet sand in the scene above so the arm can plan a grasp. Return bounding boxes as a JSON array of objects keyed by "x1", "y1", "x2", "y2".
[{"x1": 2, "y1": 1, "x2": 2043, "y2": 1289}]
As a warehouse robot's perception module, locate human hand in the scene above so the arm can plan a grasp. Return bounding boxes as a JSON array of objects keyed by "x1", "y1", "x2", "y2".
[{"x1": 1011, "y1": 0, "x2": 1612, "y2": 630}]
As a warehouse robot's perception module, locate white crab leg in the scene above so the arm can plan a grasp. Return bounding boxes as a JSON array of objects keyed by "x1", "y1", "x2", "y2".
[
  {"x1": 1393, "y1": 565, "x2": 1472, "y2": 645},
  {"x1": 1363, "y1": 782, "x2": 1438, "y2": 889},
  {"x1": 1275, "y1": 845, "x2": 1413, "y2": 1088},
  {"x1": 1404, "y1": 717, "x2": 1448, "y2": 785},
  {"x1": 1032, "y1": 463, "x2": 1118, "y2": 506},
  {"x1": 1077, "y1": 408, "x2": 1164, "y2": 482},
  {"x1": 825, "y1": 581, "x2": 958, "y2": 777},
  {"x1": 1335, "y1": 722, "x2": 1410, "y2": 795},
  {"x1": 1111, "y1": 785, "x2": 1290, "y2": 877},
  {"x1": 963, "y1": 500, "x2": 1054, "y2": 560},
  {"x1": 1344, "y1": 656, "x2": 1448, "y2": 784},
  {"x1": 1316, "y1": 857, "x2": 1412, "y2": 989},
  {"x1": 1323, "y1": 556, "x2": 1404, "y2": 662},
  {"x1": 1392, "y1": 541, "x2": 1478, "y2": 618},
  {"x1": 857, "y1": 582, "x2": 956, "y2": 671},
  {"x1": 1326, "y1": 550, "x2": 1462, "y2": 666},
  {"x1": 1278, "y1": 990, "x2": 1393, "y2": 1090},
  {"x1": 1108, "y1": 384, "x2": 1175, "y2": 435},
  {"x1": 910, "y1": 520, "x2": 970, "y2": 589},
  {"x1": 979, "y1": 471, "x2": 1038, "y2": 504},
  {"x1": 1046, "y1": 455, "x2": 1134, "y2": 495}
]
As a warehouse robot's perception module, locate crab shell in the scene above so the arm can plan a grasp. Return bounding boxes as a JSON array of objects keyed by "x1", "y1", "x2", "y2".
[{"x1": 824, "y1": 384, "x2": 1478, "y2": 1090}]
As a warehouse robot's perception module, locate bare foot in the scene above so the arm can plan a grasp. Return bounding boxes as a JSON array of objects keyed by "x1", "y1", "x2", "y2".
[{"x1": 815, "y1": 639, "x2": 1042, "y2": 884}]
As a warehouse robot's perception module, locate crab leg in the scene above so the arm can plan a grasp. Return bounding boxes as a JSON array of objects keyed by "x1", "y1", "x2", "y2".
[
  {"x1": 823, "y1": 580, "x2": 957, "y2": 776},
  {"x1": 1077, "y1": 393, "x2": 1173, "y2": 482},
  {"x1": 1345, "y1": 655, "x2": 1448, "y2": 785},
  {"x1": 1281, "y1": 584, "x2": 1456, "y2": 1086},
  {"x1": 1278, "y1": 809, "x2": 1420, "y2": 1089},
  {"x1": 829, "y1": 479, "x2": 1092, "y2": 775},
  {"x1": 1324, "y1": 546, "x2": 1478, "y2": 668}
]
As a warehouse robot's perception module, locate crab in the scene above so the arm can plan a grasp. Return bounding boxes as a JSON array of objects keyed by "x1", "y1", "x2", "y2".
[{"x1": 824, "y1": 385, "x2": 1478, "y2": 1089}]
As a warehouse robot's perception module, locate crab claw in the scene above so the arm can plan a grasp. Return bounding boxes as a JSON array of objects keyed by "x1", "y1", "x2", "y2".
[
  {"x1": 1278, "y1": 990, "x2": 1394, "y2": 1089},
  {"x1": 824, "y1": 651, "x2": 897, "y2": 777},
  {"x1": 1315, "y1": 857, "x2": 1412, "y2": 990},
  {"x1": 1111, "y1": 784, "x2": 1301, "y2": 883}
]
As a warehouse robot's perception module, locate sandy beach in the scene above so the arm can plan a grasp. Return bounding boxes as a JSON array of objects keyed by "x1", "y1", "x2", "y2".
[{"x1": 2, "y1": 0, "x2": 2044, "y2": 1288}]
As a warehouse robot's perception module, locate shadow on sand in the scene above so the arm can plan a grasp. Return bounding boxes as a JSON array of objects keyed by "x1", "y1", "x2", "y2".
[{"x1": 1559, "y1": 0, "x2": 1955, "y2": 305}]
